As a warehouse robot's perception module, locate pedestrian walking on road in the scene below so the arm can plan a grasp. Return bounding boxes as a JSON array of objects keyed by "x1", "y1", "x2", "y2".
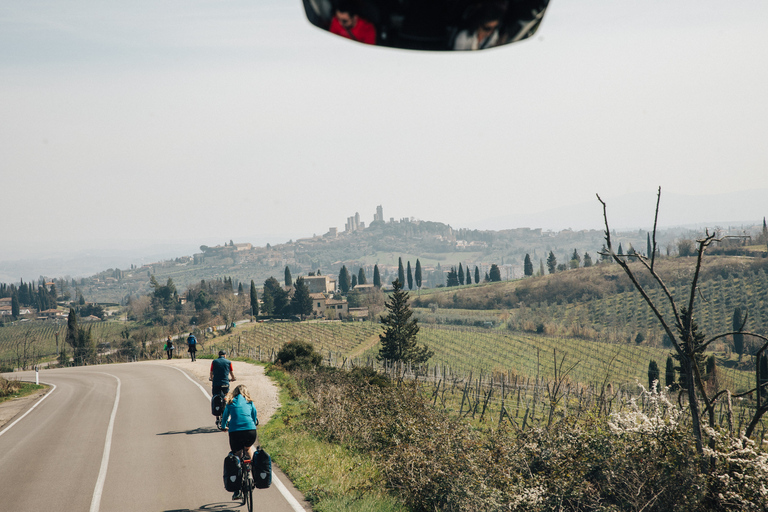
[
  {"x1": 187, "y1": 332, "x2": 198, "y2": 362},
  {"x1": 165, "y1": 336, "x2": 174, "y2": 359}
]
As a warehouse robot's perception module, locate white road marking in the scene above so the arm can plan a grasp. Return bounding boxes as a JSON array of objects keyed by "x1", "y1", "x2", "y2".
[
  {"x1": 272, "y1": 472, "x2": 307, "y2": 512},
  {"x1": 0, "y1": 382, "x2": 57, "y2": 438},
  {"x1": 169, "y1": 365, "x2": 305, "y2": 510},
  {"x1": 169, "y1": 365, "x2": 211, "y2": 399},
  {"x1": 89, "y1": 373, "x2": 121, "y2": 512}
]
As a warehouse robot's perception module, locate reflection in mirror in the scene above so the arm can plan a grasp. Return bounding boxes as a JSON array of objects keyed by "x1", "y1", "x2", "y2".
[{"x1": 302, "y1": 0, "x2": 550, "y2": 51}]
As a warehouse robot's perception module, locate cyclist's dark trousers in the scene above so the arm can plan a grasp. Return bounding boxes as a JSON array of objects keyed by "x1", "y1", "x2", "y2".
[
  {"x1": 229, "y1": 429, "x2": 258, "y2": 453},
  {"x1": 212, "y1": 385, "x2": 229, "y2": 401},
  {"x1": 167, "y1": 349, "x2": 173, "y2": 359},
  {"x1": 188, "y1": 347, "x2": 196, "y2": 361}
]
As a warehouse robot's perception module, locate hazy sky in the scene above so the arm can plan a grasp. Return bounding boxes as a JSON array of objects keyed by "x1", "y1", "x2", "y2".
[{"x1": 3, "y1": 0, "x2": 768, "y2": 260}]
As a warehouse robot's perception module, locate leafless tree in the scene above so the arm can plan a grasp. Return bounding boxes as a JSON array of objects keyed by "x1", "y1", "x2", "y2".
[
  {"x1": 13, "y1": 328, "x2": 38, "y2": 371},
  {"x1": 598, "y1": 187, "x2": 768, "y2": 454}
]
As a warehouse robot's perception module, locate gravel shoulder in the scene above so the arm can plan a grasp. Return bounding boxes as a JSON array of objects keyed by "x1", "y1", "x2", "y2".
[
  {"x1": 147, "y1": 357, "x2": 281, "y2": 425},
  {"x1": 0, "y1": 385, "x2": 48, "y2": 430}
]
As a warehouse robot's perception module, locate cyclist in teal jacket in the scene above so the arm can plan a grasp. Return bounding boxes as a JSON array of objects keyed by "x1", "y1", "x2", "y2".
[{"x1": 220, "y1": 384, "x2": 259, "y2": 461}]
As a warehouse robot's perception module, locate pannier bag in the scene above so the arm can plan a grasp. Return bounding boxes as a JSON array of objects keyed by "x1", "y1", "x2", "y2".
[
  {"x1": 211, "y1": 393, "x2": 225, "y2": 416},
  {"x1": 223, "y1": 452, "x2": 243, "y2": 492},
  {"x1": 253, "y1": 448, "x2": 272, "y2": 489}
]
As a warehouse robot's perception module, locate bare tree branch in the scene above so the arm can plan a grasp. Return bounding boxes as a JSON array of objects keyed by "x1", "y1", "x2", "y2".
[{"x1": 651, "y1": 186, "x2": 660, "y2": 270}]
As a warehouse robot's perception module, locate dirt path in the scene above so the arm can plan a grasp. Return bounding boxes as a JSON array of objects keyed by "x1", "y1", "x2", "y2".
[{"x1": 347, "y1": 334, "x2": 381, "y2": 360}]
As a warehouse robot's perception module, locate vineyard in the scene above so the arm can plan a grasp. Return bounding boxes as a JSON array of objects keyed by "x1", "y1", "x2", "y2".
[
  {"x1": 204, "y1": 320, "x2": 381, "y2": 363},
  {"x1": 415, "y1": 268, "x2": 768, "y2": 348},
  {"x1": 0, "y1": 320, "x2": 129, "y2": 371},
  {"x1": 202, "y1": 319, "x2": 766, "y2": 439}
]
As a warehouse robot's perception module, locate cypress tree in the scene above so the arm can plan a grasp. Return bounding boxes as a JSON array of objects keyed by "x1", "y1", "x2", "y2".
[
  {"x1": 465, "y1": 266, "x2": 472, "y2": 284},
  {"x1": 373, "y1": 265, "x2": 381, "y2": 288},
  {"x1": 284, "y1": 266, "x2": 292, "y2": 287},
  {"x1": 351, "y1": 274, "x2": 358, "y2": 288},
  {"x1": 733, "y1": 307, "x2": 745, "y2": 360},
  {"x1": 250, "y1": 280, "x2": 259, "y2": 317},
  {"x1": 648, "y1": 360, "x2": 660, "y2": 389},
  {"x1": 11, "y1": 293, "x2": 20, "y2": 318},
  {"x1": 474, "y1": 266, "x2": 480, "y2": 284},
  {"x1": 398, "y1": 257, "x2": 405, "y2": 285},
  {"x1": 458, "y1": 263, "x2": 465, "y2": 285},
  {"x1": 414, "y1": 259, "x2": 422, "y2": 290},
  {"x1": 665, "y1": 356, "x2": 676, "y2": 390},
  {"x1": 524, "y1": 254, "x2": 534, "y2": 276},
  {"x1": 407, "y1": 261, "x2": 413, "y2": 290},
  {"x1": 339, "y1": 265, "x2": 351, "y2": 294},
  {"x1": 647, "y1": 233, "x2": 652, "y2": 258},
  {"x1": 358, "y1": 268, "x2": 367, "y2": 285}
]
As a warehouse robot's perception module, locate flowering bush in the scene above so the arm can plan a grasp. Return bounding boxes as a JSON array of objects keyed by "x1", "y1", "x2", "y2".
[
  {"x1": 703, "y1": 427, "x2": 768, "y2": 511},
  {"x1": 293, "y1": 369, "x2": 767, "y2": 511}
]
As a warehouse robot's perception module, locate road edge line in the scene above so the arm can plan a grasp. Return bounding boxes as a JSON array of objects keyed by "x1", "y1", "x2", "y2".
[
  {"x1": 89, "y1": 373, "x2": 121, "y2": 512},
  {"x1": 0, "y1": 383, "x2": 57, "y2": 438},
  {"x1": 272, "y1": 472, "x2": 307, "y2": 512},
  {"x1": 169, "y1": 366, "x2": 305, "y2": 510},
  {"x1": 168, "y1": 365, "x2": 211, "y2": 400}
]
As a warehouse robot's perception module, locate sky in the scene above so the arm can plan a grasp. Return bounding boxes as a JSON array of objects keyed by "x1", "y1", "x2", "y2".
[{"x1": 2, "y1": 0, "x2": 768, "y2": 266}]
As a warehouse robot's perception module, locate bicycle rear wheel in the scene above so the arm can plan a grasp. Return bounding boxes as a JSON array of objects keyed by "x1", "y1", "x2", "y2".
[
  {"x1": 245, "y1": 483, "x2": 253, "y2": 512},
  {"x1": 242, "y1": 465, "x2": 253, "y2": 512}
]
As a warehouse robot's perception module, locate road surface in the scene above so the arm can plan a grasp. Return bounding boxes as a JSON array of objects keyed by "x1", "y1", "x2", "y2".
[{"x1": 0, "y1": 360, "x2": 309, "y2": 512}]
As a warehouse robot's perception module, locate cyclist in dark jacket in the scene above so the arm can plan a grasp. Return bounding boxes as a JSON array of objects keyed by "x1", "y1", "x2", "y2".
[{"x1": 210, "y1": 350, "x2": 235, "y2": 397}]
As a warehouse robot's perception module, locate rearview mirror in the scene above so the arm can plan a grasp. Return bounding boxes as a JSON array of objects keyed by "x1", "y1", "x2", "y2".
[{"x1": 302, "y1": 0, "x2": 550, "y2": 51}]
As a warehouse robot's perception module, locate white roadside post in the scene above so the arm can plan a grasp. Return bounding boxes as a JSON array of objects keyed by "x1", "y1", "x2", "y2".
[{"x1": 35, "y1": 366, "x2": 39, "y2": 385}]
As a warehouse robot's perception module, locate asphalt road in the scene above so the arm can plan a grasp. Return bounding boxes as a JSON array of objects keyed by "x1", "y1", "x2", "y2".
[{"x1": 0, "y1": 363, "x2": 308, "y2": 512}]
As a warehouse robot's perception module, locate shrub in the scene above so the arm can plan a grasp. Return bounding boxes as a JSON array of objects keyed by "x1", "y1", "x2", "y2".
[
  {"x1": 276, "y1": 340, "x2": 322, "y2": 371},
  {"x1": 0, "y1": 376, "x2": 22, "y2": 398},
  {"x1": 292, "y1": 370, "x2": 768, "y2": 511}
]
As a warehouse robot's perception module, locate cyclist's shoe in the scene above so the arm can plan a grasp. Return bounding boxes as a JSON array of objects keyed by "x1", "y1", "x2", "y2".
[
  {"x1": 232, "y1": 491, "x2": 243, "y2": 500},
  {"x1": 215, "y1": 417, "x2": 221, "y2": 429}
]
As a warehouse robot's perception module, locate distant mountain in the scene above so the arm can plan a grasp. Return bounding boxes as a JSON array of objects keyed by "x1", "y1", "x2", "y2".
[{"x1": 474, "y1": 189, "x2": 768, "y2": 232}]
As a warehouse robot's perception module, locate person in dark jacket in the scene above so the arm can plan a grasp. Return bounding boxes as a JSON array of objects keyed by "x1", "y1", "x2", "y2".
[
  {"x1": 165, "y1": 336, "x2": 174, "y2": 359},
  {"x1": 210, "y1": 350, "x2": 235, "y2": 396},
  {"x1": 187, "y1": 332, "x2": 197, "y2": 361}
]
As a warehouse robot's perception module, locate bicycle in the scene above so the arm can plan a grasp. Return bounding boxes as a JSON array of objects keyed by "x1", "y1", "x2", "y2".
[
  {"x1": 231, "y1": 448, "x2": 255, "y2": 512},
  {"x1": 211, "y1": 384, "x2": 230, "y2": 429}
]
